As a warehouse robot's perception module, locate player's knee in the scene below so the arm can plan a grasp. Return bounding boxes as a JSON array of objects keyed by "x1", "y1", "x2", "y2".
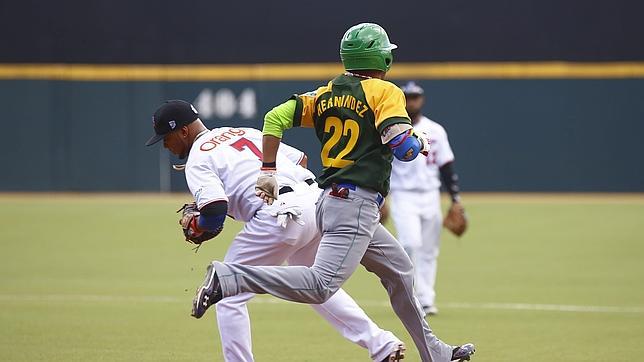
[
  {"x1": 378, "y1": 263, "x2": 414, "y2": 292},
  {"x1": 315, "y1": 289, "x2": 333, "y2": 303},
  {"x1": 310, "y1": 280, "x2": 339, "y2": 304},
  {"x1": 398, "y1": 253, "x2": 415, "y2": 275}
]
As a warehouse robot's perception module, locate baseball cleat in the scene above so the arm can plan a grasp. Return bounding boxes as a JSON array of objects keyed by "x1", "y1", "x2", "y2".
[
  {"x1": 451, "y1": 343, "x2": 475, "y2": 361},
  {"x1": 191, "y1": 262, "x2": 222, "y2": 319},
  {"x1": 382, "y1": 343, "x2": 406, "y2": 362}
]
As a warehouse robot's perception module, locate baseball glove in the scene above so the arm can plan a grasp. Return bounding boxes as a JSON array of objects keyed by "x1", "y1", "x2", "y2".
[
  {"x1": 443, "y1": 202, "x2": 468, "y2": 237},
  {"x1": 177, "y1": 202, "x2": 222, "y2": 245}
]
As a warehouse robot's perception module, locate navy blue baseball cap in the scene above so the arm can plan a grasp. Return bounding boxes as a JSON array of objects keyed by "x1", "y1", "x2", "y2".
[
  {"x1": 145, "y1": 100, "x2": 199, "y2": 146},
  {"x1": 400, "y1": 81, "x2": 424, "y2": 96}
]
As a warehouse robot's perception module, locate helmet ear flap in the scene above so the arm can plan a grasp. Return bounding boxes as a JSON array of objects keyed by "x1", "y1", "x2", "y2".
[{"x1": 383, "y1": 51, "x2": 393, "y2": 71}]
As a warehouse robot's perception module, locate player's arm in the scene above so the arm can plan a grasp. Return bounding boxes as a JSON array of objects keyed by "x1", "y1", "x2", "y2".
[
  {"x1": 182, "y1": 164, "x2": 229, "y2": 242},
  {"x1": 195, "y1": 201, "x2": 228, "y2": 231},
  {"x1": 366, "y1": 81, "x2": 430, "y2": 161},
  {"x1": 256, "y1": 99, "x2": 296, "y2": 204},
  {"x1": 439, "y1": 161, "x2": 461, "y2": 203},
  {"x1": 385, "y1": 126, "x2": 431, "y2": 162},
  {"x1": 435, "y1": 126, "x2": 459, "y2": 202},
  {"x1": 261, "y1": 94, "x2": 315, "y2": 163},
  {"x1": 257, "y1": 94, "x2": 315, "y2": 204}
]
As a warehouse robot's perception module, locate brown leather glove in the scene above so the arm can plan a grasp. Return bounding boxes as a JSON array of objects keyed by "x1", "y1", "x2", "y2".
[{"x1": 443, "y1": 202, "x2": 467, "y2": 237}]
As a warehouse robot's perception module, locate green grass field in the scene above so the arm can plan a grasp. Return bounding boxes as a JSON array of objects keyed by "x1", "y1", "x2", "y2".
[{"x1": 1, "y1": 193, "x2": 643, "y2": 361}]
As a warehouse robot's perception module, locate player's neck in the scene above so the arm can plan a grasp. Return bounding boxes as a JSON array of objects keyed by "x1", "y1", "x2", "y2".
[
  {"x1": 410, "y1": 113, "x2": 422, "y2": 125},
  {"x1": 186, "y1": 121, "x2": 209, "y2": 146},
  {"x1": 345, "y1": 70, "x2": 386, "y2": 80}
]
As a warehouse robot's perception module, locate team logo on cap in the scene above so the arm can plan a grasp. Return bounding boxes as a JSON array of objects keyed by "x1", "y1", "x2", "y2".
[{"x1": 169, "y1": 120, "x2": 176, "y2": 129}]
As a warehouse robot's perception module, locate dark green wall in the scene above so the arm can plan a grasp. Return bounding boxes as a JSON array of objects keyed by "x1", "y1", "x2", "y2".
[{"x1": 2, "y1": 78, "x2": 643, "y2": 191}]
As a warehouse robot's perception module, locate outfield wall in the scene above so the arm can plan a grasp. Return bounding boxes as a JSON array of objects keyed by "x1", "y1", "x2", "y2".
[
  {"x1": 2, "y1": 1, "x2": 643, "y2": 191},
  {"x1": 2, "y1": 67, "x2": 643, "y2": 192}
]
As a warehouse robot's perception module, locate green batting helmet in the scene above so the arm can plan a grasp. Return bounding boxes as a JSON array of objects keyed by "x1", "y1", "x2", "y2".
[{"x1": 340, "y1": 23, "x2": 398, "y2": 72}]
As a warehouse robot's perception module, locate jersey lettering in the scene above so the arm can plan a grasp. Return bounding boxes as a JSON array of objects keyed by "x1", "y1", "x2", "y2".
[
  {"x1": 316, "y1": 95, "x2": 369, "y2": 118},
  {"x1": 200, "y1": 128, "x2": 246, "y2": 151}
]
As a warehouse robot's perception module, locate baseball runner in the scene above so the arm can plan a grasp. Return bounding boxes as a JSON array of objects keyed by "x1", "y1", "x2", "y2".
[
  {"x1": 388, "y1": 81, "x2": 467, "y2": 316},
  {"x1": 145, "y1": 100, "x2": 406, "y2": 362},
  {"x1": 190, "y1": 23, "x2": 476, "y2": 362}
]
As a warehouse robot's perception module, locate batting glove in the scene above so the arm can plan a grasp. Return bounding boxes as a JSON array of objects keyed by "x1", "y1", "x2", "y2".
[
  {"x1": 269, "y1": 204, "x2": 305, "y2": 228},
  {"x1": 255, "y1": 167, "x2": 278, "y2": 205},
  {"x1": 415, "y1": 130, "x2": 431, "y2": 156}
]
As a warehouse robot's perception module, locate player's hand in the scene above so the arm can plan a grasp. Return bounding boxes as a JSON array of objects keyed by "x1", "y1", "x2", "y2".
[
  {"x1": 255, "y1": 168, "x2": 278, "y2": 205},
  {"x1": 416, "y1": 130, "x2": 431, "y2": 156}
]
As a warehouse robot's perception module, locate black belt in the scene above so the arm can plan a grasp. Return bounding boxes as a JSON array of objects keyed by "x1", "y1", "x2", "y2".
[{"x1": 279, "y1": 178, "x2": 315, "y2": 195}]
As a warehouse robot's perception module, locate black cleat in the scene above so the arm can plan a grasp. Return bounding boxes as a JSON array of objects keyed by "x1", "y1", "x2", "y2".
[
  {"x1": 382, "y1": 343, "x2": 406, "y2": 362},
  {"x1": 451, "y1": 343, "x2": 475, "y2": 361},
  {"x1": 191, "y1": 263, "x2": 222, "y2": 319}
]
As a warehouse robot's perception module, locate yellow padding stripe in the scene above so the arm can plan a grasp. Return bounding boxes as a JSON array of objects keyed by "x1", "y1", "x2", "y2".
[{"x1": 0, "y1": 62, "x2": 643, "y2": 81}]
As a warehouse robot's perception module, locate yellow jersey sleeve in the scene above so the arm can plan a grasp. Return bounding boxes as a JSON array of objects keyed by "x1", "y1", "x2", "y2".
[
  {"x1": 291, "y1": 83, "x2": 334, "y2": 128},
  {"x1": 362, "y1": 79, "x2": 411, "y2": 133},
  {"x1": 291, "y1": 91, "x2": 317, "y2": 128}
]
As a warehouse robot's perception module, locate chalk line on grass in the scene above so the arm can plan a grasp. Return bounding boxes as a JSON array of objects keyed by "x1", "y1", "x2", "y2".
[{"x1": 1, "y1": 294, "x2": 642, "y2": 314}]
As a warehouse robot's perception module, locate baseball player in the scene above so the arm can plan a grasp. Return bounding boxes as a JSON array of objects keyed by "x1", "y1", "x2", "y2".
[
  {"x1": 145, "y1": 100, "x2": 406, "y2": 362},
  {"x1": 388, "y1": 81, "x2": 466, "y2": 316},
  {"x1": 189, "y1": 23, "x2": 475, "y2": 362}
]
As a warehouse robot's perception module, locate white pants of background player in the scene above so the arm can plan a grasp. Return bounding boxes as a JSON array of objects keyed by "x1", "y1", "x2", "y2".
[
  {"x1": 388, "y1": 189, "x2": 442, "y2": 310},
  {"x1": 216, "y1": 183, "x2": 401, "y2": 362}
]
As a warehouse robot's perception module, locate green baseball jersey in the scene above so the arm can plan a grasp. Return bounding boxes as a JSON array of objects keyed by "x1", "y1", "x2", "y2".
[{"x1": 291, "y1": 74, "x2": 411, "y2": 195}]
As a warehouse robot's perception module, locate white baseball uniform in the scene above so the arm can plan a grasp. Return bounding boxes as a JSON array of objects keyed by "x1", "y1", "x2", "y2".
[
  {"x1": 389, "y1": 116, "x2": 455, "y2": 310},
  {"x1": 185, "y1": 127, "x2": 400, "y2": 362}
]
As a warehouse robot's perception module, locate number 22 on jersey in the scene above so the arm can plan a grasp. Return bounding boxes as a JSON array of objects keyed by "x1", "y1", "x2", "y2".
[{"x1": 320, "y1": 117, "x2": 360, "y2": 168}]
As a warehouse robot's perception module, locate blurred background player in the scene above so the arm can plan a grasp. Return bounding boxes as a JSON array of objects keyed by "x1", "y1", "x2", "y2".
[
  {"x1": 387, "y1": 81, "x2": 465, "y2": 315},
  {"x1": 145, "y1": 100, "x2": 405, "y2": 362}
]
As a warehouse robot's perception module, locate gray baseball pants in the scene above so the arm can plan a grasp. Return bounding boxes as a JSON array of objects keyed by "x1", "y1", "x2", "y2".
[{"x1": 213, "y1": 186, "x2": 455, "y2": 362}]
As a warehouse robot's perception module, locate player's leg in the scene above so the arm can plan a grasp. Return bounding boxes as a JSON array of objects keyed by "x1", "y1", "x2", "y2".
[
  {"x1": 194, "y1": 188, "x2": 474, "y2": 361},
  {"x1": 361, "y1": 224, "x2": 461, "y2": 362},
  {"x1": 287, "y1": 236, "x2": 404, "y2": 362},
  {"x1": 210, "y1": 188, "x2": 379, "y2": 304},
  {"x1": 389, "y1": 191, "x2": 423, "y2": 256},
  {"x1": 388, "y1": 191, "x2": 426, "y2": 303},
  {"x1": 215, "y1": 293, "x2": 255, "y2": 362},
  {"x1": 216, "y1": 219, "x2": 296, "y2": 362},
  {"x1": 416, "y1": 190, "x2": 443, "y2": 313}
]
